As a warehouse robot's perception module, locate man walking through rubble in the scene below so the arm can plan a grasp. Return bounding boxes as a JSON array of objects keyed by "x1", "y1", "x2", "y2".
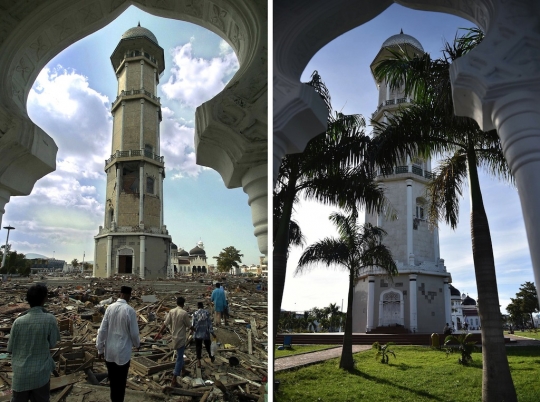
[
  {"x1": 211, "y1": 282, "x2": 227, "y2": 326},
  {"x1": 155, "y1": 296, "x2": 192, "y2": 387},
  {"x1": 96, "y1": 286, "x2": 140, "y2": 402},
  {"x1": 8, "y1": 283, "x2": 60, "y2": 402},
  {"x1": 192, "y1": 301, "x2": 215, "y2": 367}
]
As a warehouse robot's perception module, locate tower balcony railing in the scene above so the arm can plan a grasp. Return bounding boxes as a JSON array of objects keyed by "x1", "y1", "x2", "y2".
[
  {"x1": 111, "y1": 89, "x2": 160, "y2": 109},
  {"x1": 105, "y1": 149, "x2": 164, "y2": 166},
  {"x1": 378, "y1": 165, "x2": 433, "y2": 179},
  {"x1": 371, "y1": 97, "x2": 411, "y2": 119},
  {"x1": 124, "y1": 50, "x2": 157, "y2": 65}
]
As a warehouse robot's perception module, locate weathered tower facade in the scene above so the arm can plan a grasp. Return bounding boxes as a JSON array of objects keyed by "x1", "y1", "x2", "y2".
[
  {"x1": 352, "y1": 31, "x2": 452, "y2": 334},
  {"x1": 94, "y1": 24, "x2": 171, "y2": 280}
]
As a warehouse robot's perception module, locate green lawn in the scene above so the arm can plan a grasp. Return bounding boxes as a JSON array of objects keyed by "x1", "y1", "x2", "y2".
[
  {"x1": 274, "y1": 346, "x2": 540, "y2": 402},
  {"x1": 506, "y1": 330, "x2": 540, "y2": 341},
  {"x1": 275, "y1": 344, "x2": 339, "y2": 358}
]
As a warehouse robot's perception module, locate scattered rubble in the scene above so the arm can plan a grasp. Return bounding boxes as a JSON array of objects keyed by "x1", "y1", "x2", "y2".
[{"x1": 0, "y1": 274, "x2": 268, "y2": 401}]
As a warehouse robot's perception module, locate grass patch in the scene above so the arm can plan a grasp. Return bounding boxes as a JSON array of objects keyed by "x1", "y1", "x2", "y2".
[
  {"x1": 275, "y1": 344, "x2": 339, "y2": 358},
  {"x1": 506, "y1": 330, "x2": 540, "y2": 341},
  {"x1": 275, "y1": 345, "x2": 540, "y2": 401}
]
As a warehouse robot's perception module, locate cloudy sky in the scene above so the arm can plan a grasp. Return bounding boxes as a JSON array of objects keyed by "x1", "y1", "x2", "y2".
[
  {"x1": 280, "y1": 4, "x2": 535, "y2": 316},
  {"x1": 1, "y1": 6, "x2": 262, "y2": 266}
]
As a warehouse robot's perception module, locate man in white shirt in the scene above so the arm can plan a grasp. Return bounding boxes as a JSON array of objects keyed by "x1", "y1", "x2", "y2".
[{"x1": 96, "y1": 286, "x2": 140, "y2": 402}]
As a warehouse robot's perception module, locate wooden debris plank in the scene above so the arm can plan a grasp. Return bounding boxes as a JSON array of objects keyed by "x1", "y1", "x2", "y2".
[
  {"x1": 50, "y1": 383, "x2": 72, "y2": 402},
  {"x1": 250, "y1": 318, "x2": 259, "y2": 338},
  {"x1": 50, "y1": 373, "x2": 81, "y2": 391},
  {"x1": 131, "y1": 356, "x2": 176, "y2": 375},
  {"x1": 227, "y1": 372, "x2": 261, "y2": 387},
  {"x1": 162, "y1": 386, "x2": 206, "y2": 397}
]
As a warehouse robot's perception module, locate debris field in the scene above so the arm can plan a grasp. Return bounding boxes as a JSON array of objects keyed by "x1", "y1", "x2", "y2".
[{"x1": 0, "y1": 274, "x2": 268, "y2": 402}]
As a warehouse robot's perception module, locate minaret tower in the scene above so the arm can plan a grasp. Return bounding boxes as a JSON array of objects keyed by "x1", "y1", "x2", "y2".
[
  {"x1": 93, "y1": 24, "x2": 171, "y2": 280},
  {"x1": 352, "y1": 31, "x2": 452, "y2": 334}
]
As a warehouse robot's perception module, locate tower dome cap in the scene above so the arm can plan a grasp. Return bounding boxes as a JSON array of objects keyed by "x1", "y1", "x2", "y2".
[
  {"x1": 381, "y1": 29, "x2": 423, "y2": 52},
  {"x1": 121, "y1": 22, "x2": 158, "y2": 45}
]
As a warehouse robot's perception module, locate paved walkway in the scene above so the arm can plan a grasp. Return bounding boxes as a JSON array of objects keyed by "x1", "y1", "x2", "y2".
[
  {"x1": 274, "y1": 345, "x2": 372, "y2": 372},
  {"x1": 274, "y1": 335, "x2": 540, "y2": 372}
]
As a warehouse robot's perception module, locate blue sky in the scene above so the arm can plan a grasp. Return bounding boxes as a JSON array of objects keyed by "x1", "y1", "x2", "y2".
[
  {"x1": 280, "y1": 4, "x2": 535, "y2": 315},
  {"x1": 1, "y1": 6, "x2": 262, "y2": 266}
]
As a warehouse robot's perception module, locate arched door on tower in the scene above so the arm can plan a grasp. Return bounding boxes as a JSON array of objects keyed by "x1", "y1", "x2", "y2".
[{"x1": 379, "y1": 290, "x2": 404, "y2": 327}]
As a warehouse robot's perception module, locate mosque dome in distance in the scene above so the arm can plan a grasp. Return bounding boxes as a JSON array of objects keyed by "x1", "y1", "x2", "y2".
[
  {"x1": 189, "y1": 246, "x2": 206, "y2": 256},
  {"x1": 381, "y1": 29, "x2": 424, "y2": 52},
  {"x1": 462, "y1": 295, "x2": 477, "y2": 306}
]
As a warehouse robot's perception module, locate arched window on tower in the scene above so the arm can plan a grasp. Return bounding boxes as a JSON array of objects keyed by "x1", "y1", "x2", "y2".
[
  {"x1": 146, "y1": 177, "x2": 154, "y2": 194},
  {"x1": 144, "y1": 144, "x2": 153, "y2": 158}
]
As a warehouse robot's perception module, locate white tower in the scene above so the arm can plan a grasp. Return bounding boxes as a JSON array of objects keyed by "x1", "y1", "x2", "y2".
[
  {"x1": 93, "y1": 24, "x2": 172, "y2": 280},
  {"x1": 352, "y1": 31, "x2": 452, "y2": 334}
]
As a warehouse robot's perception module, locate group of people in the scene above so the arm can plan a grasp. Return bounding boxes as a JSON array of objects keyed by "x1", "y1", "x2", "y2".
[{"x1": 8, "y1": 283, "x2": 219, "y2": 402}]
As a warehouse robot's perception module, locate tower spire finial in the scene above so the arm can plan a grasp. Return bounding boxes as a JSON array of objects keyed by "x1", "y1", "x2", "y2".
[
  {"x1": 138, "y1": 21, "x2": 140, "y2": 27},
  {"x1": 400, "y1": 28, "x2": 403, "y2": 34}
]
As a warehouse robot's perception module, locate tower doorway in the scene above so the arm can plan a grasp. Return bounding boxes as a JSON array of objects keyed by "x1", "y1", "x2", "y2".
[
  {"x1": 119, "y1": 256, "x2": 133, "y2": 274},
  {"x1": 380, "y1": 290, "x2": 404, "y2": 327}
]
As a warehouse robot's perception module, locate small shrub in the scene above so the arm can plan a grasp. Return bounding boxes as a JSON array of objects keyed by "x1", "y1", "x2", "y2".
[
  {"x1": 372, "y1": 341, "x2": 396, "y2": 364},
  {"x1": 444, "y1": 332, "x2": 477, "y2": 365}
]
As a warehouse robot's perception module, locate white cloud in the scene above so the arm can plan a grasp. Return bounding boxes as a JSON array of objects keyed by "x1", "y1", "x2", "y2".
[
  {"x1": 160, "y1": 107, "x2": 201, "y2": 178},
  {"x1": 161, "y1": 42, "x2": 239, "y2": 108}
]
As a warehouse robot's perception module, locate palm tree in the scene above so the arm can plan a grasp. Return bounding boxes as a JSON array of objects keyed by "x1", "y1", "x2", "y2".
[
  {"x1": 295, "y1": 212, "x2": 397, "y2": 370},
  {"x1": 273, "y1": 72, "x2": 388, "y2": 340},
  {"x1": 371, "y1": 28, "x2": 516, "y2": 401}
]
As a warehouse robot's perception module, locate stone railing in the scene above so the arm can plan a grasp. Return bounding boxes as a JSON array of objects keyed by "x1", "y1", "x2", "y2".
[
  {"x1": 105, "y1": 149, "x2": 164, "y2": 166},
  {"x1": 371, "y1": 97, "x2": 411, "y2": 119},
  {"x1": 111, "y1": 88, "x2": 160, "y2": 109},
  {"x1": 378, "y1": 165, "x2": 433, "y2": 179}
]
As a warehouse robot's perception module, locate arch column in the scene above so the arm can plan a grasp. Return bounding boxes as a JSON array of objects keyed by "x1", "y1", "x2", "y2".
[
  {"x1": 444, "y1": 0, "x2": 540, "y2": 307},
  {"x1": 409, "y1": 274, "x2": 417, "y2": 333},
  {"x1": 241, "y1": 164, "x2": 268, "y2": 258},
  {"x1": 366, "y1": 275, "x2": 375, "y2": 332},
  {"x1": 139, "y1": 235, "x2": 146, "y2": 279},
  {"x1": 115, "y1": 252, "x2": 120, "y2": 276}
]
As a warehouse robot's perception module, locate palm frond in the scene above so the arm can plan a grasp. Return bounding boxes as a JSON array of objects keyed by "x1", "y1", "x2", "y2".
[
  {"x1": 427, "y1": 152, "x2": 468, "y2": 229},
  {"x1": 295, "y1": 238, "x2": 349, "y2": 275}
]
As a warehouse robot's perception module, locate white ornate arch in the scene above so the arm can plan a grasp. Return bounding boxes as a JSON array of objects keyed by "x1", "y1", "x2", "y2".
[
  {"x1": 275, "y1": 0, "x2": 540, "y2": 310},
  {"x1": 0, "y1": 0, "x2": 267, "y2": 256}
]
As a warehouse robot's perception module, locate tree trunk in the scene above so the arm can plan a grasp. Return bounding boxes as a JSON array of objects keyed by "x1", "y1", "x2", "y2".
[
  {"x1": 467, "y1": 152, "x2": 517, "y2": 402},
  {"x1": 339, "y1": 269, "x2": 355, "y2": 370},
  {"x1": 273, "y1": 162, "x2": 300, "y2": 344}
]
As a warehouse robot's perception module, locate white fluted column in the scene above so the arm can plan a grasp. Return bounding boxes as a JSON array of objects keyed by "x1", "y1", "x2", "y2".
[
  {"x1": 444, "y1": 278, "x2": 452, "y2": 326},
  {"x1": 159, "y1": 168, "x2": 164, "y2": 228},
  {"x1": 139, "y1": 163, "x2": 144, "y2": 226},
  {"x1": 406, "y1": 179, "x2": 413, "y2": 264},
  {"x1": 93, "y1": 239, "x2": 97, "y2": 277},
  {"x1": 120, "y1": 102, "x2": 126, "y2": 151},
  {"x1": 140, "y1": 60, "x2": 144, "y2": 88},
  {"x1": 139, "y1": 235, "x2": 146, "y2": 279},
  {"x1": 409, "y1": 274, "x2": 417, "y2": 332},
  {"x1": 241, "y1": 164, "x2": 268, "y2": 258},
  {"x1": 115, "y1": 166, "x2": 120, "y2": 225},
  {"x1": 366, "y1": 275, "x2": 375, "y2": 332},
  {"x1": 106, "y1": 235, "x2": 112, "y2": 277},
  {"x1": 156, "y1": 107, "x2": 161, "y2": 155},
  {"x1": 139, "y1": 99, "x2": 145, "y2": 150}
]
